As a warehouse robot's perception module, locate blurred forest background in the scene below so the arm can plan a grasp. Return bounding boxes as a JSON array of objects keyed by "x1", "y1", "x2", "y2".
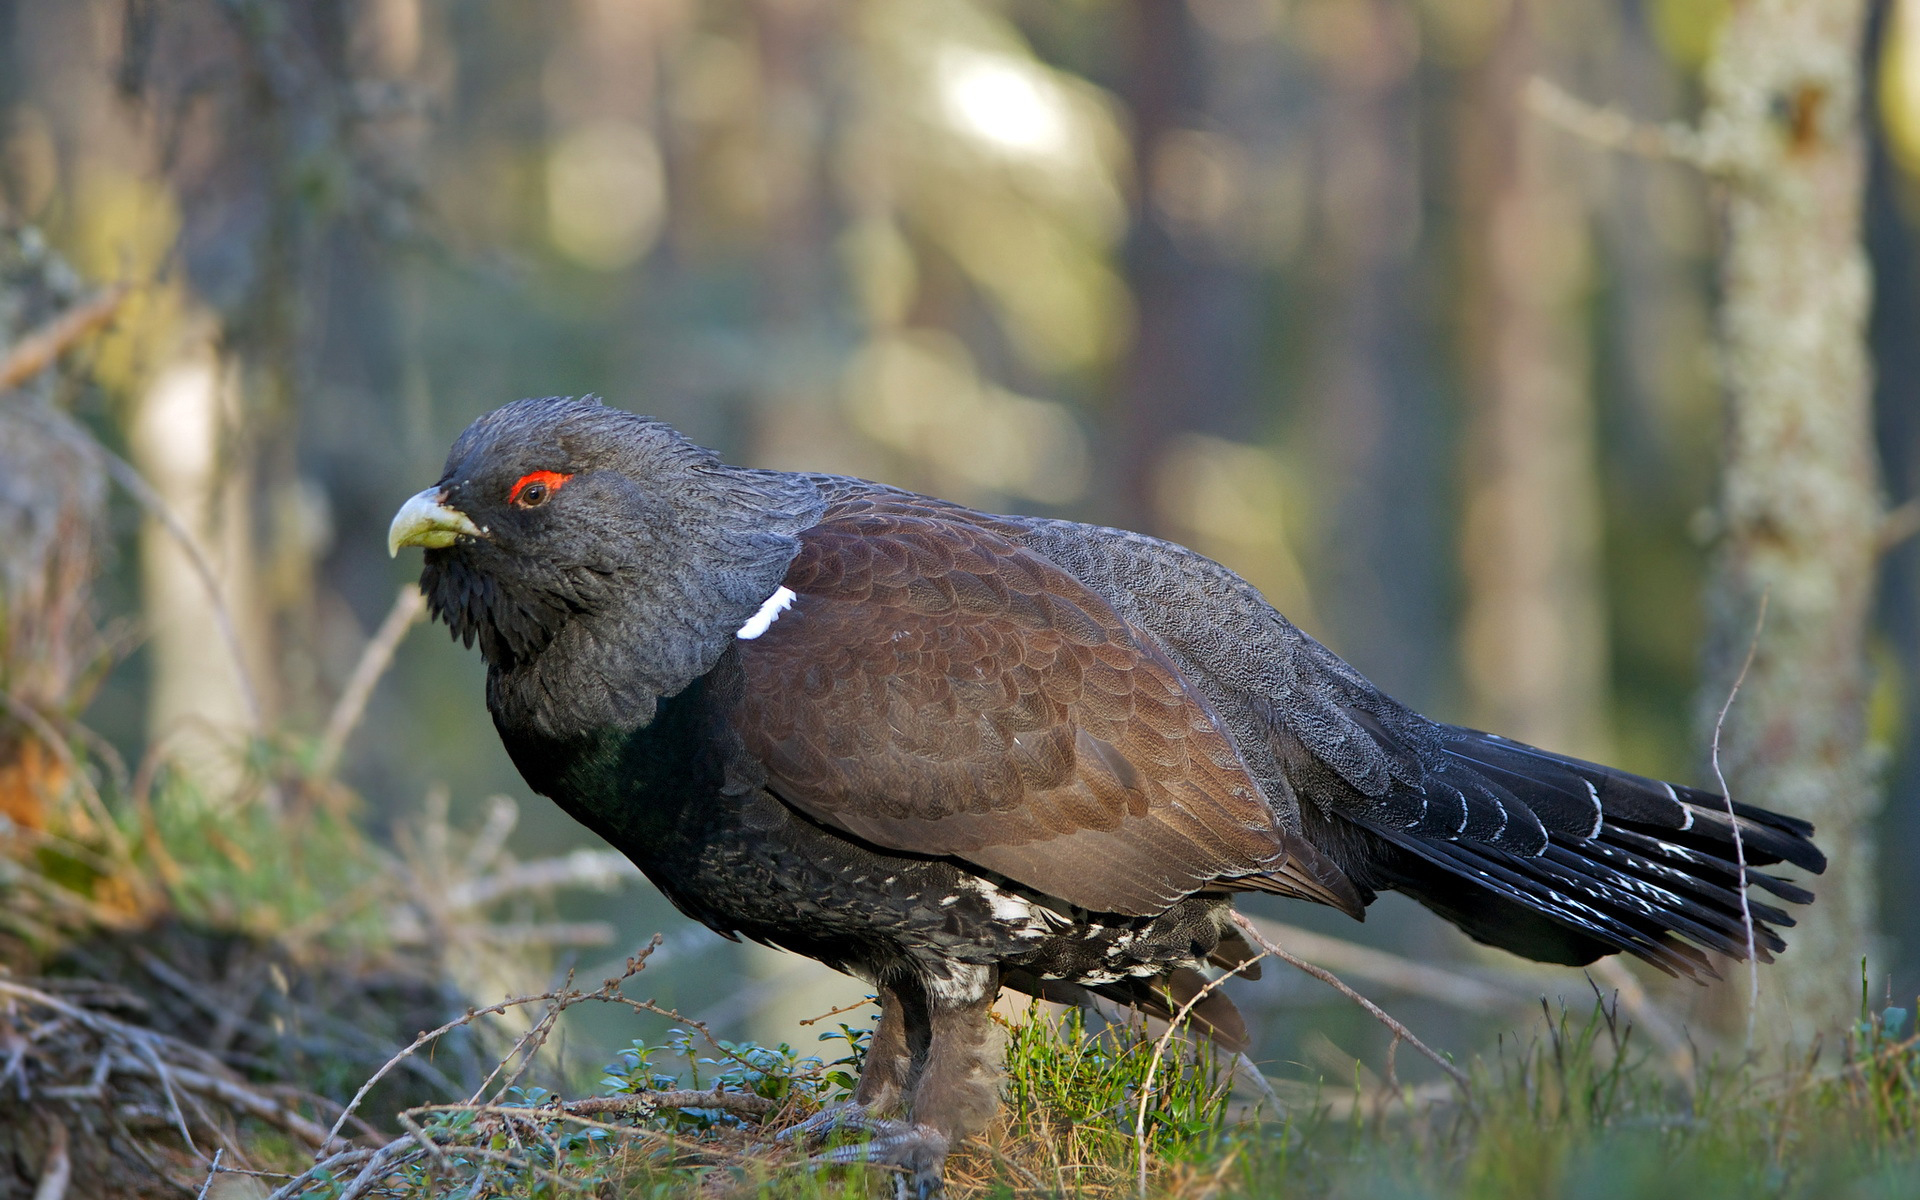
[{"x1": 2, "y1": 0, "x2": 1917, "y2": 1102}]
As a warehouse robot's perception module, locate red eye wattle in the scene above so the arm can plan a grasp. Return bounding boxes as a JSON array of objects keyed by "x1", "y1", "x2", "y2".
[{"x1": 509, "y1": 470, "x2": 573, "y2": 507}]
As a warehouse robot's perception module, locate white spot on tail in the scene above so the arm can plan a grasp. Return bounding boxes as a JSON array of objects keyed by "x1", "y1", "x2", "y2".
[
  {"x1": 1584, "y1": 779, "x2": 1603, "y2": 839},
  {"x1": 1663, "y1": 782, "x2": 1694, "y2": 830},
  {"x1": 736, "y1": 586, "x2": 797, "y2": 640}
]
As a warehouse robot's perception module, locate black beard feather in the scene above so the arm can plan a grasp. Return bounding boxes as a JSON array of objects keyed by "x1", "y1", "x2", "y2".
[{"x1": 422, "y1": 550, "x2": 607, "y2": 667}]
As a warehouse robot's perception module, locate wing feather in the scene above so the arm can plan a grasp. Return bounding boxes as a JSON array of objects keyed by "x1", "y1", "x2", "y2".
[{"x1": 731, "y1": 505, "x2": 1362, "y2": 917}]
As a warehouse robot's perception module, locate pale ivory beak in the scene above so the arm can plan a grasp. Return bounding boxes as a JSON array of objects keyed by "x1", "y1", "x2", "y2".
[{"x1": 388, "y1": 488, "x2": 483, "y2": 556}]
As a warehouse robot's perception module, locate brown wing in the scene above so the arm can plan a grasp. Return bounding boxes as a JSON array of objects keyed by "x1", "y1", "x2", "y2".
[{"x1": 731, "y1": 504, "x2": 1357, "y2": 916}]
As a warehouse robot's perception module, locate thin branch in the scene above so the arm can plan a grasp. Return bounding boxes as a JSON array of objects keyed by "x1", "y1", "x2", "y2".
[
  {"x1": 318, "y1": 938, "x2": 661, "y2": 1152},
  {"x1": 392, "y1": 1111, "x2": 452, "y2": 1175},
  {"x1": 1229, "y1": 911, "x2": 1471, "y2": 1095},
  {"x1": 333, "y1": 1139, "x2": 434, "y2": 1200},
  {"x1": 1526, "y1": 77, "x2": 1708, "y2": 166},
  {"x1": 1237, "y1": 915, "x2": 1535, "y2": 1012},
  {"x1": 605, "y1": 996, "x2": 764, "y2": 1075},
  {"x1": 1879, "y1": 498, "x2": 1920, "y2": 554},
  {"x1": 0, "y1": 287, "x2": 127, "y2": 392},
  {"x1": 1711, "y1": 591, "x2": 1769, "y2": 1049},
  {"x1": 1134, "y1": 952, "x2": 1266, "y2": 1200},
  {"x1": 319, "y1": 987, "x2": 574, "y2": 1152},
  {"x1": 192, "y1": 1148, "x2": 223, "y2": 1200},
  {"x1": 468, "y1": 970, "x2": 576, "y2": 1107},
  {"x1": 124, "y1": 1031, "x2": 199, "y2": 1157},
  {"x1": 313, "y1": 585, "x2": 426, "y2": 776},
  {"x1": 263, "y1": 1149, "x2": 377, "y2": 1200},
  {"x1": 32, "y1": 1115, "x2": 70, "y2": 1200},
  {"x1": 797, "y1": 996, "x2": 876, "y2": 1028},
  {"x1": 97, "y1": 449, "x2": 265, "y2": 731},
  {"x1": 562, "y1": 1089, "x2": 779, "y2": 1119}
]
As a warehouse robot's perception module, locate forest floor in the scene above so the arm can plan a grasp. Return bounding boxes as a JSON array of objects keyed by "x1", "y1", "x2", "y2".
[{"x1": 1, "y1": 719, "x2": 1916, "y2": 1200}]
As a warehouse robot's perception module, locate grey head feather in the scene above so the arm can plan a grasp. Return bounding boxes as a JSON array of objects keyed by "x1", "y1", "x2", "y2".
[{"x1": 419, "y1": 397, "x2": 825, "y2": 737}]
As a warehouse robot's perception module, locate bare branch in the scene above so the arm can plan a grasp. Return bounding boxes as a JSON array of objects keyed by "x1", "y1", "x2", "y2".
[
  {"x1": 1526, "y1": 77, "x2": 1708, "y2": 166},
  {"x1": 192, "y1": 1148, "x2": 223, "y2": 1200},
  {"x1": 1711, "y1": 591, "x2": 1770, "y2": 1048},
  {"x1": 562, "y1": 1089, "x2": 779, "y2": 1119},
  {"x1": 1879, "y1": 498, "x2": 1920, "y2": 554},
  {"x1": 1135, "y1": 951, "x2": 1266, "y2": 1199},
  {"x1": 1236, "y1": 914, "x2": 1536, "y2": 1012},
  {"x1": 318, "y1": 938, "x2": 661, "y2": 1152},
  {"x1": 0, "y1": 287, "x2": 127, "y2": 392},
  {"x1": 32, "y1": 1115, "x2": 70, "y2": 1200},
  {"x1": 98, "y1": 449, "x2": 265, "y2": 732},
  {"x1": 797, "y1": 996, "x2": 876, "y2": 1028},
  {"x1": 1229, "y1": 911, "x2": 1471, "y2": 1095},
  {"x1": 314, "y1": 585, "x2": 426, "y2": 777}
]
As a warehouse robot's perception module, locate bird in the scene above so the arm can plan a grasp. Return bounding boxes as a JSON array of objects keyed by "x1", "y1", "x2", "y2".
[{"x1": 389, "y1": 396, "x2": 1824, "y2": 1195}]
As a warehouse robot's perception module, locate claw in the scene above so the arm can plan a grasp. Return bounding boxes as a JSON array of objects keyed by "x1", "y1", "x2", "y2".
[
  {"x1": 777, "y1": 1101, "x2": 877, "y2": 1145},
  {"x1": 790, "y1": 1111, "x2": 949, "y2": 1198}
]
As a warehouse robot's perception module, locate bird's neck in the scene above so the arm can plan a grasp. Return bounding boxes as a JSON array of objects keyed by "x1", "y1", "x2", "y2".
[
  {"x1": 493, "y1": 664, "x2": 736, "y2": 857},
  {"x1": 483, "y1": 465, "x2": 824, "y2": 742}
]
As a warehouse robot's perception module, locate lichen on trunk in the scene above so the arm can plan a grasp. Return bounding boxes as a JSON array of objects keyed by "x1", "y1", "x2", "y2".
[{"x1": 1696, "y1": 0, "x2": 1883, "y2": 1039}]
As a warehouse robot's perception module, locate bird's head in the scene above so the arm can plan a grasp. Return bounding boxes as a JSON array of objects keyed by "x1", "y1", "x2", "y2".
[{"x1": 390, "y1": 397, "x2": 821, "y2": 719}]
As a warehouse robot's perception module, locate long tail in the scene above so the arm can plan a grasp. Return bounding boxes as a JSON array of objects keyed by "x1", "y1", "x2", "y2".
[{"x1": 1367, "y1": 726, "x2": 1825, "y2": 981}]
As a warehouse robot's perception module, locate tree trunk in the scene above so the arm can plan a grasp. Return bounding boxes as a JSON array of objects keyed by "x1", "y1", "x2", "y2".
[
  {"x1": 1458, "y1": 1, "x2": 1612, "y2": 764},
  {"x1": 1697, "y1": 0, "x2": 1881, "y2": 1040},
  {"x1": 1865, "y1": 0, "x2": 1920, "y2": 1005},
  {"x1": 1109, "y1": 0, "x2": 1245, "y2": 537},
  {"x1": 1300, "y1": 0, "x2": 1447, "y2": 703}
]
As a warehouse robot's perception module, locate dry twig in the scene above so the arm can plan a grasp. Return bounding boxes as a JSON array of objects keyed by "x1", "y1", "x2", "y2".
[
  {"x1": 96, "y1": 447, "x2": 266, "y2": 732},
  {"x1": 320, "y1": 938, "x2": 664, "y2": 1151},
  {"x1": 1134, "y1": 952, "x2": 1267, "y2": 1200},
  {"x1": 797, "y1": 996, "x2": 876, "y2": 1028},
  {"x1": 1879, "y1": 498, "x2": 1920, "y2": 554},
  {"x1": 314, "y1": 586, "x2": 427, "y2": 777},
  {"x1": 1712, "y1": 591, "x2": 1769, "y2": 1048},
  {"x1": 1229, "y1": 912, "x2": 1471, "y2": 1095},
  {"x1": 192, "y1": 1148, "x2": 223, "y2": 1200},
  {"x1": 1237, "y1": 914, "x2": 1535, "y2": 1012},
  {"x1": 1525, "y1": 77, "x2": 1707, "y2": 165},
  {"x1": 538, "y1": 1089, "x2": 779, "y2": 1119},
  {"x1": 32, "y1": 1114, "x2": 70, "y2": 1200},
  {"x1": 0, "y1": 287, "x2": 127, "y2": 392}
]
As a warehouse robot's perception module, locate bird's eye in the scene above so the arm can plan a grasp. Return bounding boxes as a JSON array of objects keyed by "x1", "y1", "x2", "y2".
[{"x1": 509, "y1": 470, "x2": 572, "y2": 508}]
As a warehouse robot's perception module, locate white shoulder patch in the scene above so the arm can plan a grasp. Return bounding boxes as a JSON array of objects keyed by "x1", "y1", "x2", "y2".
[{"x1": 736, "y1": 586, "x2": 797, "y2": 640}]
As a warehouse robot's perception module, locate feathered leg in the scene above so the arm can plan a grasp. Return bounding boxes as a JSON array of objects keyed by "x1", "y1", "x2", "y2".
[
  {"x1": 782, "y1": 976, "x2": 926, "y2": 1144},
  {"x1": 854, "y1": 977, "x2": 930, "y2": 1113},
  {"x1": 806, "y1": 967, "x2": 1003, "y2": 1198}
]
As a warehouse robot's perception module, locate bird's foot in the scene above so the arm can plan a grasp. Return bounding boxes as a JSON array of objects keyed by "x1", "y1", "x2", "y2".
[
  {"x1": 779, "y1": 1104, "x2": 949, "y2": 1198},
  {"x1": 808, "y1": 1121, "x2": 949, "y2": 1200},
  {"x1": 776, "y1": 1101, "x2": 880, "y2": 1144}
]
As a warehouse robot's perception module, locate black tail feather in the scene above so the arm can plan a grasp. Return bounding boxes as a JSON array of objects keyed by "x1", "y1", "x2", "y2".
[{"x1": 1364, "y1": 726, "x2": 1823, "y2": 982}]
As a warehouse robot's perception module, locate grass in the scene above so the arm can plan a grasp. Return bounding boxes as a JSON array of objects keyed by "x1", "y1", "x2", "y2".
[
  {"x1": 202, "y1": 984, "x2": 1916, "y2": 1199},
  {"x1": 3, "y1": 681, "x2": 1918, "y2": 1198}
]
